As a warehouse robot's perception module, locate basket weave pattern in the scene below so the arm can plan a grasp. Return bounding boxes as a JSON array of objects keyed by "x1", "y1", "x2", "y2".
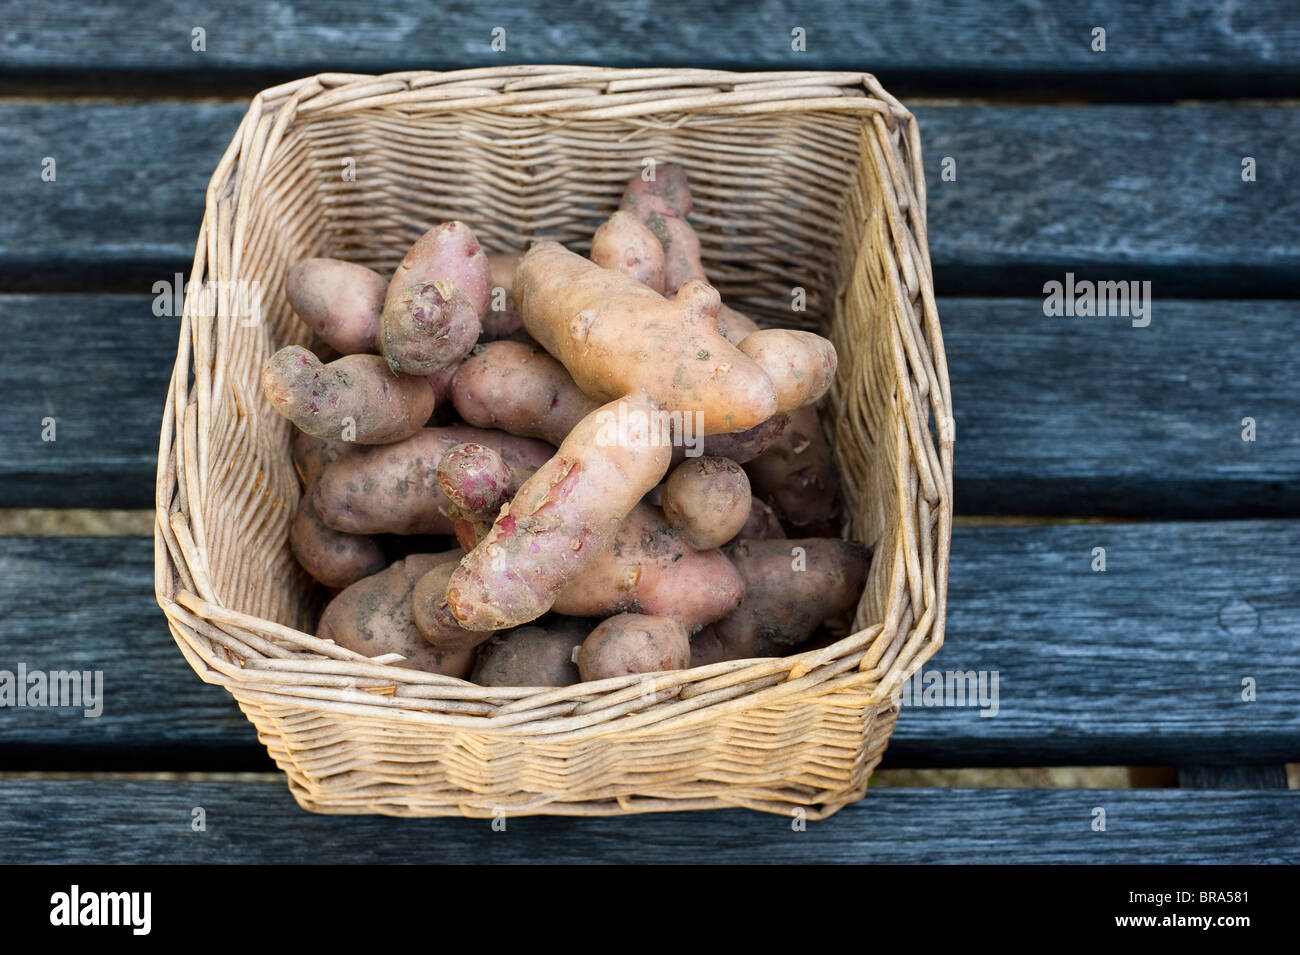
[{"x1": 154, "y1": 67, "x2": 953, "y2": 818}]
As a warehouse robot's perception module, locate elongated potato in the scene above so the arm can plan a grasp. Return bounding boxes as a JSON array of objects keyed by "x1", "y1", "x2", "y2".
[
  {"x1": 483, "y1": 252, "x2": 525, "y2": 340},
  {"x1": 471, "y1": 617, "x2": 589, "y2": 687},
  {"x1": 450, "y1": 341, "x2": 599, "y2": 447},
  {"x1": 286, "y1": 258, "x2": 385, "y2": 355},
  {"x1": 263, "y1": 346, "x2": 435, "y2": 445},
  {"x1": 712, "y1": 538, "x2": 870, "y2": 658},
  {"x1": 381, "y1": 222, "x2": 490, "y2": 375},
  {"x1": 412, "y1": 560, "x2": 495, "y2": 652},
  {"x1": 515, "y1": 242, "x2": 778, "y2": 434},
  {"x1": 447, "y1": 391, "x2": 674, "y2": 631},
  {"x1": 552, "y1": 502, "x2": 744, "y2": 632},
  {"x1": 576, "y1": 613, "x2": 691, "y2": 682},
  {"x1": 313, "y1": 426, "x2": 554, "y2": 536},
  {"x1": 317, "y1": 552, "x2": 473, "y2": 676},
  {"x1": 661, "y1": 456, "x2": 752, "y2": 551}
]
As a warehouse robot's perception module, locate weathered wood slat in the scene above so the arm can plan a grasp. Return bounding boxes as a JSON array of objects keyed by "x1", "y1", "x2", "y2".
[
  {"x1": 3, "y1": 523, "x2": 1297, "y2": 769},
  {"x1": 0, "y1": 296, "x2": 178, "y2": 509},
  {"x1": 5, "y1": 295, "x2": 1295, "y2": 514},
  {"x1": 0, "y1": 104, "x2": 1297, "y2": 296},
  {"x1": 4, "y1": 1, "x2": 1299, "y2": 99},
  {"x1": 1, "y1": 780, "x2": 1295, "y2": 863},
  {"x1": 944, "y1": 299, "x2": 1300, "y2": 517}
]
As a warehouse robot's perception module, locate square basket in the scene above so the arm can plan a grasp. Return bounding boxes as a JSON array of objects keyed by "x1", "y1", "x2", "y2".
[{"x1": 154, "y1": 66, "x2": 953, "y2": 819}]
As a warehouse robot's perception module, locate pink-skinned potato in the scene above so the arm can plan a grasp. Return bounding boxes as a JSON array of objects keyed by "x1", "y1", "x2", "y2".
[
  {"x1": 436, "y1": 442, "x2": 514, "y2": 550},
  {"x1": 576, "y1": 613, "x2": 691, "y2": 682},
  {"x1": 450, "y1": 341, "x2": 600, "y2": 447},
  {"x1": 552, "y1": 502, "x2": 744, "y2": 633},
  {"x1": 471, "y1": 617, "x2": 589, "y2": 686},
  {"x1": 381, "y1": 222, "x2": 490, "y2": 375},
  {"x1": 316, "y1": 551, "x2": 473, "y2": 677},
  {"x1": 412, "y1": 560, "x2": 495, "y2": 653},
  {"x1": 745, "y1": 404, "x2": 841, "y2": 533},
  {"x1": 290, "y1": 493, "x2": 387, "y2": 590},
  {"x1": 730, "y1": 495, "x2": 786, "y2": 542},
  {"x1": 286, "y1": 258, "x2": 385, "y2": 355},
  {"x1": 262, "y1": 346, "x2": 434, "y2": 445},
  {"x1": 447, "y1": 391, "x2": 673, "y2": 631},
  {"x1": 483, "y1": 252, "x2": 525, "y2": 340},
  {"x1": 713, "y1": 537, "x2": 870, "y2": 658},
  {"x1": 313, "y1": 426, "x2": 554, "y2": 536}
]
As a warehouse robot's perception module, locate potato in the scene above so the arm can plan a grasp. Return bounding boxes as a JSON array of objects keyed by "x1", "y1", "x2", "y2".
[
  {"x1": 483, "y1": 252, "x2": 525, "y2": 340},
  {"x1": 471, "y1": 617, "x2": 588, "y2": 687},
  {"x1": 515, "y1": 242, "x2": 778, "y2": 434},
  {"x1": 313, "y1": 426, "x2": 554, "y2": 536},
  {"x1": 290, "y1": 494, "x2": 387, "y2": 590},
  {"x1": 745, "y1": 404, "x2": 841, "y2": 533},
  {"x1": 286, "y1": 258, "x2": 385, "y2": 355},
  {"x1": 590, "y1": 210, "x2": 666, "y2": 293},
  {"x1": 688, "y1": 625, "x2": 729, "y2": 667},
  {"x1": 731, "y1": 495, "x2": 786, "y2": 542},
  {"x1": 661, "y1": 456, "x2": 752, "y2": 550},
  {"x1": 262, "y1": 346, "x2": 435, "y2": 445},
  {"x1": 737, "y1": 328, "x2": 838, "y2": 414},
  {"x1": 290, "y1": 430, "x2": 349, "y2": 488},
  {"x1": 576, "y1": 613, "x2": 691, "y2": 681},
  {"x1": 316, "y1": 552, "x2": 473, "y2": 676},
  {"x1": 448, "y1": 391, "x2": 673, "y2": 631},
  {"x1": 436, "y1": 442, "x2": 514, "y2": 549},
  {"x1": 552, "y1": 502, "x2": 744, "y2": 632},
  {"x1": 713, "y1": 538, "x2": 870, "y2": 658},
  {"x1": 450, "y1": 340, "x2": 599, "y2": 447},
  {"x1": 411, "y1": 560, "x2": 493, "y2": 653},
  {"x1": 381, "y1": 222, "x2": 490, "y2": 375}
]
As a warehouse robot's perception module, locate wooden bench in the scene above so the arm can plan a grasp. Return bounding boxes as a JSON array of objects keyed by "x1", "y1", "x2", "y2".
[{"x1": 1, "y1": 0, "x2": 1296, "y2": 863}]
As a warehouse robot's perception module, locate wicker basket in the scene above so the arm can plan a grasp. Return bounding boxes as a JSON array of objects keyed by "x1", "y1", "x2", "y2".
[{"x1": 154, "y1": 67, "x2": 952, "y2": 819}]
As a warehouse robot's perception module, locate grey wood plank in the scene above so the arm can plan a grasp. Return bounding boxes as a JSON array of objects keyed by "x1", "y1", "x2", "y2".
[
  {"x1": 0, "y1": 780, "x2": 1295, "y2": 863},
  {"x1": 0, "y1": 104, "x2": 1297, "y2": 296},
  {"x1": 6, "y1": 295, "x2": 1295, "y2": 514},
  {"x1": 4, "y1": 1, "x2": 1298, "y2": 98},
  {"x1": 2, "y1": 524, "x2": 1297, "y2": 769},
  {"x1": 889, "y1": 520, "x2": 1300, "y2": 766},
  {"x1": 0, "y1": 536, "x2": 266, "y2": 769},
  {"x1": 1178, "y1": 765, "x2": 1291, "y2": 789},
  {"x1": 0, "y1": 296, "x2": 177, "y2": 509},
  {"x1": 944, "y1": 298, "x2": 1300, "y2": 518}
]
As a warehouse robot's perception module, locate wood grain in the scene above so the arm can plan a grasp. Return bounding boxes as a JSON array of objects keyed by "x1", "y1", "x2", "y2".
[
  {"x1": 3, "y1": 1, "x2": 1298, "y2": 99},
  {"x1": 3, "y1": 524, "x2": 1296, "y2": 769},
  {"x1": 0, "y1": 779, "x2": 1294, "y2": 863},
  {"x1": 1, "y1": 104, "x2": 1297, "y2": 296}
]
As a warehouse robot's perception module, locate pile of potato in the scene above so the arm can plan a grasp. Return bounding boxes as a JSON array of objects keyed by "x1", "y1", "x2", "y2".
[{"x1": 265, "y1": 165, "x2": 868, "y2": 687}]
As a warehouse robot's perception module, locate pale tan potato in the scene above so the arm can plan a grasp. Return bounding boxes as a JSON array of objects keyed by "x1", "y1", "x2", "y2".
[
  {"x1": 661, "y1": 456, "x2": 752, "y2": 550},
  {"x1": 590, "y1": 210, "x2": 666, "y2": 293},
  {"x1": 737, "y1": 328, "x2": 838, "y2": 414},
  {"x1": 576, "y1": 613, "x2": 691, "y2": 682},
  {"x1": 483, "y1": 252, "x2": 525, "y2": 340}
]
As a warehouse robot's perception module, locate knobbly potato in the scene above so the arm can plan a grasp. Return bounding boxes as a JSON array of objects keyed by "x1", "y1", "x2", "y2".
[
  {"x1": 412, "y1": 560, "x2": 494, "y2": 653},
  {"x1": 436, "y1": 442, "x2": 514, "y2": 549},
  {"x1": 590, "y1": 210, "x2": 666, "y2": 293},
  {"x1": 263, "y1": 346, "x2": 434, "y2": 445},
  {"x1": 576, "y1": 613, "x2": 691, "y2": 681}
]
